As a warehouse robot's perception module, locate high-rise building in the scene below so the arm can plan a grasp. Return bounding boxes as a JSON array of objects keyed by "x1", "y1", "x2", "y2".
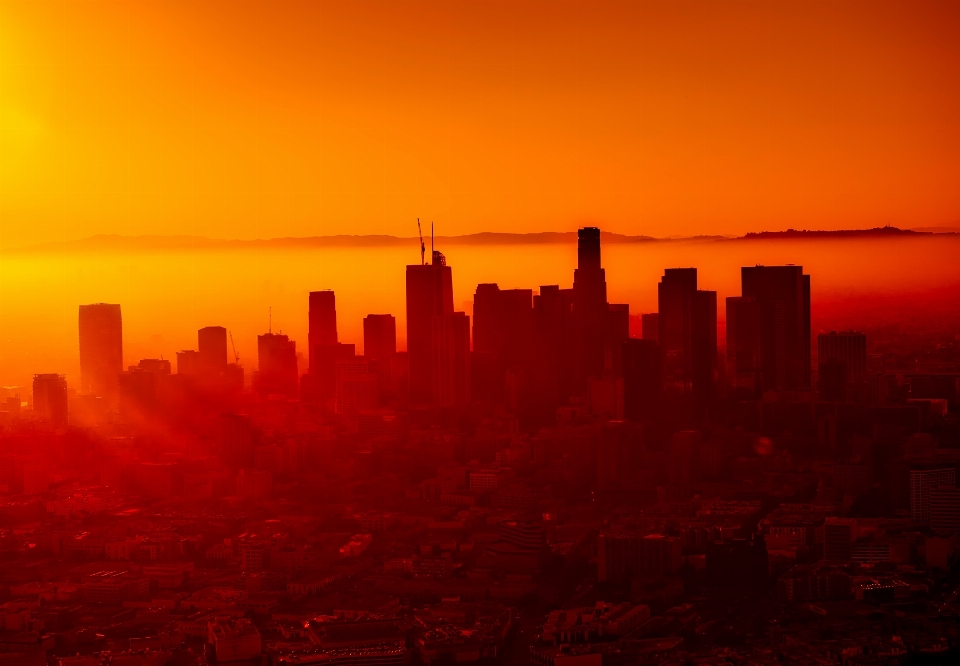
[
  {"x1": 572, "y1": 228, "x2": 608, "y2": 390},
  {"x1": 406, "y1": 250, "x2": 454, "y2": 404},
  {"x1": 658, "y1": 269, "x2": 716, "y2": 396},
  {"x1": 931, "y1": 485, "x2": 960, "y2": 535},
  {"x1": 256, "y1": 333, "x2": 298, "y2": 398},
  {"x1": 740, "y1": 265, "x2": 811, "y2": 391},
  {"x1": 432, "y1": 312, "x2": 471, "y2": 407},
  {"x1": 79, "y1": 303, "x2": 123, "y2": 402},
  {"x1": 33, "y1": 374, "x2": 68, "y2": 427},
  {"x1": 910, "y1": 468, "x2": 956, "y2": 523},
  {"x1": 119, "y1": 359, "x2": 171, "y2": 418},
  {"x1": 308, "y1": 290, "x2": 338, "y2": 374},
  {"x1": 818, "y1": 331, "x2": 867, "y2": 401},
  {"x1": 472, "y1": 284, "x2": 535, "y2": 402},
  {"x1": 363, "y1": 314, "x2": 397, "y2": 362},
  {"x1": 198, "y1": 326, "x2": 229, "y2": 374},
  {"x1": 726, "y1": 296, "x2": 762, "y2": 397},
  {"x1": 531, "y1": 285, "x2": 574, "y2": 413},
  {"x1": 622, "y1": 339, "x2": 661, "y2": 422},
  {"x1": 176, "y1": 349, "x2": 201, "y2": 376}
]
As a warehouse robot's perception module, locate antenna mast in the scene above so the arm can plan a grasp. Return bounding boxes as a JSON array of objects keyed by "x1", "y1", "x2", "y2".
[
  {"x1": 431, "y1": 221, "x2": 434, "y2": 258},
  {"x1": 417, "y1": 218, "x2": 425, "y2": 265},
  {"x1": 269, "y1": 307, "x2": 272, "y2": 334}
]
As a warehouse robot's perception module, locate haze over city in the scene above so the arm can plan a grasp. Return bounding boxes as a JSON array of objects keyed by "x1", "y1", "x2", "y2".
[{"x1": 2, "y1": 2, "x2": 960, "y2": 666}]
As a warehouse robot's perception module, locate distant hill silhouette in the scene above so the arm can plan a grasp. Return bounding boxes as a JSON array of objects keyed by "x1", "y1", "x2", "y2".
[
  {"x1": 6, "y1": 226, "x2": 957, "y2": 254},
  {"x1": 740, "y1": 226, "x2": 940, "y2": 240}
]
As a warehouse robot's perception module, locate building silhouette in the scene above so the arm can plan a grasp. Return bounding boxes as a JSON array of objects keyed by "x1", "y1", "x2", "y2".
[
  {"x1": 198, "y1": 326, "x2": 229, "y2": 375},
  {"x1": 308, "y1": 291, "x2": 338, "y2": 373},
  {"x1": 256, "y1": 333, "x2": 298, "y2": 398},
  {"x1": 622, "y1": 339, "x2": 661, "y2": 422},
  {"x1": 406, "y1": 250, "x2": 454, "y2": 404},
  {"x1": 79, "y1": 303, "x2": 123, "y2": 403},
  {"x1": 363, "y1": 314, "x2": 397, "y2": 362},
  {"x1": 472, "y1": 284, "x2": 534, "y2": 402},
  {"x1": 740, "y1": 265, "x2": 811, "y2": 391},
  {"x1": 641, "y1": 313, "x2": 660, "y2": 342},
  {"x1": 33, "y1": 374, "x2": 68, "y2": 427},
  {"x1": 658, "y1": 269, "x2": 716, "y2": 398},
  {"x1": 572, "y1": 228, "x2": 609, "y2": 391}
]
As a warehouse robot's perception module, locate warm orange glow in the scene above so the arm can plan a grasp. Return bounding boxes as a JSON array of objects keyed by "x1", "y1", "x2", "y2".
[{"x1": 2, "y1": 0, "x2": 960, "y2": 249}]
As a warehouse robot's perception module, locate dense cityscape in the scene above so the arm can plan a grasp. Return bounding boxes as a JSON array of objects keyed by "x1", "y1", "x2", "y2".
[{"x1": 0, "y1": 228, "x2": 958, "y2": 665}]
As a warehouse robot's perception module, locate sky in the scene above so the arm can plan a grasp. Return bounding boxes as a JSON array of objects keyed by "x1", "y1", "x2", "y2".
[{"x1": 2, "y1": 0, "x2": 960, "y2": 249}]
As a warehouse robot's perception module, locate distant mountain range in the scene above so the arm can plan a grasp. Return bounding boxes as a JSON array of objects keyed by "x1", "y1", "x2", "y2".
[{"x1": 5, "y1": 226, "x2": 956, "y2": 253}]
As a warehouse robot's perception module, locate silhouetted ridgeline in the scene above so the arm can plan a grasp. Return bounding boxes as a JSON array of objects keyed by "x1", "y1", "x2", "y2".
[{"x1": 6, "y1": 226, "x2": 957, "y2": 253}]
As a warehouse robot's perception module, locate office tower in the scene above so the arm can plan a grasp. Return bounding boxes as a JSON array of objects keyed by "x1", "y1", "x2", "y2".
[
  {"x1": 335, "y1": 358, "x2": 378, "y2": 415},
  {"x1": 531, "y1": 285, "x2": 574, "y2": 412},
  {"x1": 931, "y1": 485, "x2": 960, "y2": 534},
  {"x1": 726, "y1": 297, "x2": 762, "y2": 397},
  {"x1": 658, "y1": 269, "x2": 716, "y2": 396},
  {"x1": 740, "y1": 265, "x2": 811, "y2": 391},
  {"x1": 406, "y1": 250, "x2": 454, "y2": 404},
  {"x1": 622, "y1": 339, "x2": 661, "y2": 421},
  {"x1": 177, "y1": 350, "x2": 201, "y2": 376},
  {"x1": 78, "y1": 303, "x2": 123, "y2": 402},
  {"x1": 572, "y1": 227, "x2": 609, "y2": 391},
  {"x1": 472, "y1": 284, "x2": 535, "y2": 402},
  {"x1": 33, "y1": 374, "x2": 68, "y2": 426},
  {"x1": 308, "y1": 291, "x2": 338, "y2": 373},
  {"x1": 198, "y1": 326, "x2": 229, "y2": 374},
  {"x1": 818, "y1": 331, "x2": 867, "y2": 401},
  {"x1": 606, "y1": 303, "x2": 630, "y2": 373},
  {"x1": 641, "y1": 313, "x2": 659, "y2": 342},
  {"x1": 432, "y1": 312, "x2": 471, "y2": 407},
  {"x1": 256, "y1": 332, "x2": 298, "y2": 398},
  {"x1": 363, "y1": 314, "x2": 397, "y2": 361},
  {"x1": 910, "y1": 468, "x2": 956, "y2": 523},
  {"x1": 823, "y1": 517, "x2": 856, "y2": 561}
]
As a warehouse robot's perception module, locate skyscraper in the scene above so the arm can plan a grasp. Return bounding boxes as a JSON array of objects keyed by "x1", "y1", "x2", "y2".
[
  {"x1": 308, "y1": 291, "x2": 338, "y2": 373},
  {"x1": 256, "y1": 333, "x2": 298, "y2": 398},
  {"x1": 740, "y1": 265, "x2": 811, "y2": 391},
  {"x1": 910, "y1": 468, "x2": 956, "y2": 523},
  {"x1": 658, "y1": 269, "x2": 716, "y2": 397},
  {"x1": 406, "y1": 250, "x2": 454, "y2": 404},
  {"x1": 79, "y1": 303, "x2": 123, "y2": 403},
  {"x1": 363, "y1": 314, "x2": 397, "y2": 362},
  {"x1": 432, "y1": 312, "x2": 471, "y2": 407},
  {"x1": 572, "y1": 227, "x2": 609, "y2": 391},
  {"x1": 641, "y1": 313, "x2": 660, "y2": 342},
  {"x1": 198, "y1": 326, "x2": 229, "y2": 375},
  {"x1": 33, "y1": 374, "x2": 68, "y2": 427}
]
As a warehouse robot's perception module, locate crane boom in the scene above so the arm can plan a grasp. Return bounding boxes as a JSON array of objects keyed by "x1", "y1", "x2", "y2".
[
  {"x1": 229, "y1": 331, "x2": 240, "y2": 365},
  {"x1": 417, "y1": 218, "x2": 425, "y2": 265}
]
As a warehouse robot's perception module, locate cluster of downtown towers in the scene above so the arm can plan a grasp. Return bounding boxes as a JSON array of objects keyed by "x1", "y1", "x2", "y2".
[{"x1": 68, "y1": 228, "x2": 814, "y2": 424}]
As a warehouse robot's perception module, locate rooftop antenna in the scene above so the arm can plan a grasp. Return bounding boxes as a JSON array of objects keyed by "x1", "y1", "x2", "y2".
[
  {"x1": 269, "y1": 307, "x2": 272, "y2": 334},
  {"x1": 417, "y1": 218, "x2": 425, "y2": 265},
  {"x1": 431, "y1": 221, "x2": 434, "y2": 257}
]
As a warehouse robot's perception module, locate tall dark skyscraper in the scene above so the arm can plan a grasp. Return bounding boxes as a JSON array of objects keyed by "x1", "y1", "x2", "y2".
[
  {"x1": 572, "y1": 227, "x2": 609, "y2": 390},
  {"x1": 658, "y1": 269, "x2": 716, "y2": 397},
  {"x1": 78, "y1": 303, "x2": 123, "y2": 403},
  {"x1": 308, "y1": 291, "x2": 338, "y2": 374},
  {"x1": 406, "y1": 250, "x2": 454, "y2": 404},
  {"x1": 363, "y1": 314, "x2": 397, "y2": 362},
  {"x1": 622, "y1": 339, "x2": 661, "y2": 421},
  {"x1": 33, "y1": 373, "x2": 68, "y2": 427},
  {"x1": 256, "y1": 332, "x2": 298, "y2": 398},
  {"x1": 740, "y1": 265, "x2": 811, "y2": 391},
  {"x1": 198, "y1": 326, "x2": 228, "y2": 374}
]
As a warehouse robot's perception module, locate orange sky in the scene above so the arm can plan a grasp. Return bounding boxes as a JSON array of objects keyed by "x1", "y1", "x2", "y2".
[{"x1": 2, "y1": 0, "x2": 960, "y2": 249}]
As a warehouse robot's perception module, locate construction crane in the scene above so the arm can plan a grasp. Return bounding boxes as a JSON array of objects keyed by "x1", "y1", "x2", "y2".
[
  {"x1": 417, "y1": 218, "x2": 425, "y2": 265},
  {"x1": 229, "y1": 331, "x2": 241, "y2": 366}
]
